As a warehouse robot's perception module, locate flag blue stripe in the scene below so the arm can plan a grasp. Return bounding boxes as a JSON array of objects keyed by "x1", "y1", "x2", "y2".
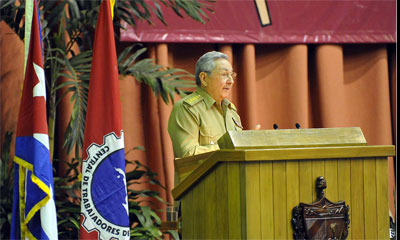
[
  {"x1": 15, "y1": 136, "x2": 52, "y2": 184},
  {"x1": 27, "y1": 211, "x2": 50, "y2": 240}
]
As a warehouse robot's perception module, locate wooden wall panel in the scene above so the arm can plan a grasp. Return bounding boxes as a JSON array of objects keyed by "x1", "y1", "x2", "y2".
[
  {"x1": 324, "y1": 159, "x2": 339, "y2": 202},
  {"x1": 181, "y1": 190, "x2": 194, "y2": 238},
  {"x1": 338, "y1": 158, "x2": 352, "y2": 238},
  {"x1": 260, "y1": 161, "x2": 274, "y2": 238},
  {"x1": 299, "y1": 160, "x2": 313, "y2": 203},
  {"x1": 204, "y1": 171, "x2": 217, "y2": 238},
  {"x1": 376, "y1": 157, "x2": 389, "y2": 239},
  {"x1": 192, "y1": 177, "x2": 205, "y2": 238},
  {"x1": 245, "y1": 162, "x2": 261, "y2": 239},
  {"x1": 215, "y1": 164, "x2": 229, "y2": 239},
  {"x1": 350, "y1": 159, "x2": 365, "y2": 239},
  {"x1": 227, "y1": 163, "x2": 242, "y2": 239},
  {"x1": 286, "y1": 160, "x2": 299, "y2": 238},
  {"x1": 364, "y1": 158, "x2": 378, "y2": 239},
  {"x1": 273, "y1": 161, "x2": 287, "y2": 239}
]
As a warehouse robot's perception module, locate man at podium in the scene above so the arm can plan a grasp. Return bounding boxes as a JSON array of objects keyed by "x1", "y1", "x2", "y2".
[{"x1": 168, "y1": 51, "x2": 243, "y2": 158}]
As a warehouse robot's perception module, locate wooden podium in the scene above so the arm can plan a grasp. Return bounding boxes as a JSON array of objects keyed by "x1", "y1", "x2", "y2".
[{"x1": 172, "y1": 127, "x2": 395, "y2": 239}]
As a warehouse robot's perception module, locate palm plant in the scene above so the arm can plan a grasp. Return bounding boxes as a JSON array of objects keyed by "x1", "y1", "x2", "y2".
[
  {"x1": 1, "y1": 0, "x2": 215, "y2": 238},
  {"x1": 0, "y1": 0, "x2": 214, "y2": 157}
]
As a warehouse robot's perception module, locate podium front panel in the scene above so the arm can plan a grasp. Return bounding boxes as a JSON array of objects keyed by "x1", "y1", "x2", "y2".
[{"x1": 179, "y1": 155, "x2": 389, "y2": 239}]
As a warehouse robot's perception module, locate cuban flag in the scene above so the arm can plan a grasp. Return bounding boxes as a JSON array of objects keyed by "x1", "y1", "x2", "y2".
[
  {"x1": 79, "y1": 0, "x2": 130, "y2": 239},
  {"x1": 10, "y1": 0, "x2": 58, "y2": 239}
]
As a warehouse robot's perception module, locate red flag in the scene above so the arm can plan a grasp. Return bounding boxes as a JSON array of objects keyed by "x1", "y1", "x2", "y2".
[{"x1": 79, "y1": 1, "x2": 130, "y2": 239}]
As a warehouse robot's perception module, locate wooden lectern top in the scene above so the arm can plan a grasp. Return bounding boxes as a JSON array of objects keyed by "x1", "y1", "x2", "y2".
[{"x1": 218, "y1": 127, "x2": 367, "y2": 149}]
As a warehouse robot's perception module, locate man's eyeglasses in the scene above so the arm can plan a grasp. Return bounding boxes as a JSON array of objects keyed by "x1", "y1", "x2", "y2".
[{"x1": 219, "y1": 71, "x2": 237, "y2": 81}]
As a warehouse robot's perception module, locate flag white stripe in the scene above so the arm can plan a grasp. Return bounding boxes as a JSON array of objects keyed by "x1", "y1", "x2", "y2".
[{"x1": 40, "y1": 185, "x2": 58, "y2": 239}]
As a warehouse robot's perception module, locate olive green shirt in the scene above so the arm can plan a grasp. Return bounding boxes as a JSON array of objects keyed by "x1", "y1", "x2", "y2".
[{"x1": 168, "y1": 87, "x2": 243, "y2": 158}]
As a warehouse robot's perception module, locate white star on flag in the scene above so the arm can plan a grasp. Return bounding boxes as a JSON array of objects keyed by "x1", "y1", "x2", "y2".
[
  {"x1": 33, "y1": 62, "x2": 46, "y2": 100},
  {"x1": 32, "y1": 62, "x2": 49, "y2": 149}
]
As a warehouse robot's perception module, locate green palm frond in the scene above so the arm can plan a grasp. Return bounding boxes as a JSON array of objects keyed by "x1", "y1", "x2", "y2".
[
  {"x1": 171, "y1": 0, "x2": 215, "y2": 23},
  {"x1": 61, "y1": 79, "x2": 88, "y2": 154},
  {"x1": 114, "y1": 0, "x2": 214, "y2": 33},
  {"x1": 53, "y1": 50, "x2": 92, "y2": 154},
  {"x1": 118, "y1": 45, "x2": 196, "y2": 104}
]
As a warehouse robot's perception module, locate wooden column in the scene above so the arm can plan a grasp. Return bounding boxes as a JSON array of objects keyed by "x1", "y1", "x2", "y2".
[
  {"x1": 143, "y1": 45, "x2": 168, "y2": 215},
  {"x1": 219, "y1": 44, "x2": 233, "y2": 63},
  {"x1": 155, "y1": 43, "x2": 174, "y2": 203},
  {"x1": 241, "y1": 44, "x2": 257, "y2": 130}
]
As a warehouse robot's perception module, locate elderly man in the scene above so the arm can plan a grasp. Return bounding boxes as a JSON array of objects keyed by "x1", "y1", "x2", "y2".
[{"x1": 168, "y1": 51, "x2": 243, "y2": 158}]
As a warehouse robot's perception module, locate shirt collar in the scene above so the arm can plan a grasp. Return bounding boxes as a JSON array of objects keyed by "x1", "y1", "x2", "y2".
[
  {"x1": 195, "y1": 87, "x2": 235, "y2": 110},
  {"x1": 196, "y1": 87, "x2": 216, "y2": 109},
  {"x1": 222, "y1": 98, "x2": 236, "y2": 110}
]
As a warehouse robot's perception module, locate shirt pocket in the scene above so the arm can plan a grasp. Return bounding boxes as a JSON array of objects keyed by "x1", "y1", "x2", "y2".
[{"x1": 199, "y1": 127, "x2": 220, "y2": 145}]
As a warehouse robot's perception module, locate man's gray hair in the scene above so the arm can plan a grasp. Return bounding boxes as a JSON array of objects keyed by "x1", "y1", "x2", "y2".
[{"x1": 195, "y1": 51, "x2": 229, "y2": 86}]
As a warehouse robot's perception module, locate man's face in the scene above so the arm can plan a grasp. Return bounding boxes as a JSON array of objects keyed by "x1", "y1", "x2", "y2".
[{"x1": 202, "y1": 58, "x2": 236, "y2": 104}]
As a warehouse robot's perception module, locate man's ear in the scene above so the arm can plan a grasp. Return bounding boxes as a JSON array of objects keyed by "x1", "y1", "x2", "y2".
[{"x1": 199, "y1": 72, "x2": 208, "y2": 87}]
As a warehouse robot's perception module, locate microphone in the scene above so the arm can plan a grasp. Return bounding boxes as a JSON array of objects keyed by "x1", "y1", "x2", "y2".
[
  {"x1": 295, "y1": 123, "x2": 301, "y2": 129},
  {"x1": 273, "y1": 123, "x2": 278, "y2": 129}
]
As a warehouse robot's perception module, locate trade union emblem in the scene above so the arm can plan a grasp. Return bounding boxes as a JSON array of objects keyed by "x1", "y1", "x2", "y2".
[{"x1": 81, "y1": 132, "x2": 130, "y2": 239}]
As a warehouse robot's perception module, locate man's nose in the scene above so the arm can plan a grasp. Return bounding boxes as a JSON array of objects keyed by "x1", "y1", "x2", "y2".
[{"x1": 226, "y1": 77, "x2": 234, "y2": 84}]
